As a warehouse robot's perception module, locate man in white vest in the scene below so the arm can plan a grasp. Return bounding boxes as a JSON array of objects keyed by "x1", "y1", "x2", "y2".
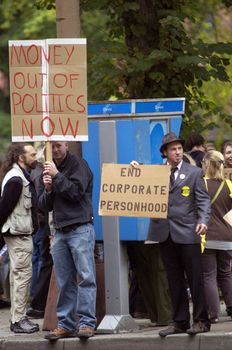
[{"x1": 0, "y1": 143, "x2": 39, "y2": 333}]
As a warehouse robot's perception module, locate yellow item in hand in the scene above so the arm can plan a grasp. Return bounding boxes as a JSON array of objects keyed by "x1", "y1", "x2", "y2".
[{"x1": 201, "y1": 233, "x2": 206, "y2": 253}]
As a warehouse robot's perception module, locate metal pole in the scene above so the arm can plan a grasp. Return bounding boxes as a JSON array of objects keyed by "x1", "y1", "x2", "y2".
[{"x1": 97, "y1": 121, "x2": 138, "y2": 333}]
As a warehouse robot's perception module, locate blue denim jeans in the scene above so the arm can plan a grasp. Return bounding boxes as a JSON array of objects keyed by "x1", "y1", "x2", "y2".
[{"x1": 51, "y1": 223, "x2": 96, "y2": 331}]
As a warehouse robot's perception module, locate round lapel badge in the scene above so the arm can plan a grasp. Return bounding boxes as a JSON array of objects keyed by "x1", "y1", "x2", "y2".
[{"x1": 179, "y1": 174, "x2": 185, "y2": 180}]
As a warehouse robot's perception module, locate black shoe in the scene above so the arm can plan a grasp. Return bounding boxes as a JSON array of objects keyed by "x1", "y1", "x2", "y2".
[
  {"x1": 159, "y1": 324, "x2": 188, "y2": 337},
  {"x1": 0, "y1": 299, "x2": 11, "y2": 308},
  {"x1": 226, "y1": 307, "x2": 232, "y2": 317},
  {"x1": 132, "y1": 312, "x2": 150, "y2": 319},
  {"x1": 11, "y1": 316, "x2": 40, "y2": 333},
  {"x1": 26, "y1": 307, "x2": 44, "y2": 319},
  {"x1": 187, "y1": 321, "x2": 210, "y2": 335},
  {"x1": 210, "y1": 317, "x2": 219, "y2": 324}
]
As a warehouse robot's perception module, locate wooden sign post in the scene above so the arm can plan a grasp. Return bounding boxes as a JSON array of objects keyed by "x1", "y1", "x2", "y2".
[{"x1": 45, "y1": 141, "x2": 52, "y2": 162}]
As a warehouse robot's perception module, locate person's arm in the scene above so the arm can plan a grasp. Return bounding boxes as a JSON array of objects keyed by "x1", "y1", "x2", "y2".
[
  {"x1": 0, "y1": 177, "x2": 23, "y2": 228},
  {"x1": 194, "y1": 169, "x2": 211, "y2": 235},
  {"x1": 37, "y1": 171, "x2": 54, "y2": 212},
  {"x1": 43, "y1": 159, "x2": 92, "y2": 203}
]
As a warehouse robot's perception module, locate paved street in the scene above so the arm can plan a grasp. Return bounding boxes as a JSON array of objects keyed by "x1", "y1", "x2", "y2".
[{"x1": 0, "y1": 303, "x2": 232, "y2": 350}]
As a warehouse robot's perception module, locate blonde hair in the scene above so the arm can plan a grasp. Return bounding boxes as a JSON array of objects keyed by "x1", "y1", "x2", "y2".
[{"x1": 203, "y1": 150, "x2": 224, "y2": 180}]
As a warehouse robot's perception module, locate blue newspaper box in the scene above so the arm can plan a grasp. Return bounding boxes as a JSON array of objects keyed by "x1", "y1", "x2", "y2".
[{"x1": 82, "y1": 98, "x2": 185, "y2": 240}]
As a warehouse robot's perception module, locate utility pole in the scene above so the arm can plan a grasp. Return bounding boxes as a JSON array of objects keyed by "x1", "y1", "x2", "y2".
[
  {"x1": 56, "y1": 0, "x2": 82, "y2": 156},
  {"x1": 56, "y1": 0, "x2": 80, "y2": 38}
]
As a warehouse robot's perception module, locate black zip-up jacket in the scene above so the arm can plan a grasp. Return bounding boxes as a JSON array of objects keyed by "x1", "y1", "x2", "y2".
[{"x1": 38, "y1": 152, "x2": 94, "y2": 229}]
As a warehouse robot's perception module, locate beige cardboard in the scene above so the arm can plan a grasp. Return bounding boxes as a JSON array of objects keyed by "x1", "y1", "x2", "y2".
[
  {"x1": 224, "y1": 168, "x2": 232, "y2": 181},
  {"x1": 48, "y1": 45, "x2": 87, "y2": 111},
  {"x1": 11, "y1": 114, "x2": 88, "y2": 140},
  {"x1": 99, "y1": 164, "x2": 170, "y2": 218},
  {"x1": 9, "y1": 43, "x2": 85, "y2": 67},
  {"x1": 9, "y1": 40, "x2": 87, "y2": 142},
  {"x1": 9, "y1": 44, "x2": 44, "y2": 67},
  {"x1": 10, "y1": 66, "x2": 44, "y2": 116}
]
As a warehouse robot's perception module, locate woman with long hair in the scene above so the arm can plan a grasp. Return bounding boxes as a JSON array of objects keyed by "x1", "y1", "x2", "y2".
[{"x1": 202, "y1": 150, "x2": 232, "y2": 323}]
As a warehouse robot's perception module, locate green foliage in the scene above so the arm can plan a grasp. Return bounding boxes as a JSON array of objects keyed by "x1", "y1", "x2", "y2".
[
  {"x1": 222, "y1": 0, "x2": 232, "y2": 7},
  {"x1": 0, "y1": 0, "x2": 56, "y2": 156},
  {"x1": 0, "y1": 0, "x2": 232, "y2": 146},
  {"x1": 35, "y1": 0, "x2": 56, "y2": 9},
  {"x1": 0, "y1": 111, "x2": 11, "y2": 157},
  {"x1": 0, "y1": 0, "x2": 56, "y2": 73},
  {"x1": 81, "y1": 0, "x2": 232, "y2": 138}
]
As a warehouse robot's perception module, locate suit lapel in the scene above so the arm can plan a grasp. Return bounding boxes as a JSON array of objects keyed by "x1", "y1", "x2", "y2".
[{"x1": 171, "y1": 161, "x2": 189, "y2": 190}]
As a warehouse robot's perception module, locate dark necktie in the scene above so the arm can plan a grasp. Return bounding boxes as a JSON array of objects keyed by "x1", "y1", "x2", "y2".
[{"x1": 170, "y1": 167, "x2": 178, "y2": 187}]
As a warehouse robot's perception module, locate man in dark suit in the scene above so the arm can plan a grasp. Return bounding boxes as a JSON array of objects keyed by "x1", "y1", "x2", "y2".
[{"x1": 148, "y1": 132, "x2": 211, "y2": 336}]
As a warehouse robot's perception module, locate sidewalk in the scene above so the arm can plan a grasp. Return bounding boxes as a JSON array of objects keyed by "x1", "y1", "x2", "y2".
[{"x1": 0, "y1": 304, "x2": 232, "y2": 350}]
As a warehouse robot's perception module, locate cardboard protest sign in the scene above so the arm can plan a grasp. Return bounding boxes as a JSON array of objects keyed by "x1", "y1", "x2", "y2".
[
  {"x1": 224, "y1": 168, "x2": 232, "y2": 181},
  {"x1": 99, "y1": 164, "x2": 170, "y2": 218},
  {"x1": 9, "y1": 39, "x2": 87, "y2": 142}
]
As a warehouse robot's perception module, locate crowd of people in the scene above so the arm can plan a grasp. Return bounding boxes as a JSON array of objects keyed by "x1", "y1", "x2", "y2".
[
  {"x1": 0, "y1": 141, "x2": 96, "y2": 340},
  {"x1": 130, "y1": 134, "x2": 232, "y2": 337},
  {"x1": 0, "y1": 133, "x2": 231, "y2": 340}
]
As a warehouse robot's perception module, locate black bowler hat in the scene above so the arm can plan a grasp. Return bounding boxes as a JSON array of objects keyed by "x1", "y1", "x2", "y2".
[{"x1": 160, "y1": 132, "x2": 185, "y2": 154}]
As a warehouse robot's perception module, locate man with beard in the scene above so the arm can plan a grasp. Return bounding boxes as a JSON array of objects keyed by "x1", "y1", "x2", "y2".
[{"x1": 0, "y1": 143, "x2": 39, "y2": 333}]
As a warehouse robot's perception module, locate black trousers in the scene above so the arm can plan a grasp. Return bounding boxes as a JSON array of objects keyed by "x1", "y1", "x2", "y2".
[
  {"x1": 159, "y1": 235, "x2": 210, "y2": 329},
  {"x1": 31, "y1": 231, "x2": 53, "y2": 311},
  {"x1": 127, "y1": 242, "x2": 172, "y2": 325}
]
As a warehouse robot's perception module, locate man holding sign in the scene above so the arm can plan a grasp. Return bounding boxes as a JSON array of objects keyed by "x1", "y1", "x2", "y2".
[
  {"x1": 38, "y1": 142, "x2": 96, "y2": 340},
  {"x1": 148, "y1": 132, "x2": 211, "y2": 337}
]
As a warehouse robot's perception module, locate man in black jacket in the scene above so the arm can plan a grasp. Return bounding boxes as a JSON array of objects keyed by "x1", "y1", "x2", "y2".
[
  {"x1": 185, "y1": 133, "x2": 205, "y2": 168},
  {"x1": 38, "y1": 142, "x2": 96, "y2": 341}
]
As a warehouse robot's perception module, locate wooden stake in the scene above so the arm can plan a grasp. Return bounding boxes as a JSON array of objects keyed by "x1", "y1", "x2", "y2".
[{"x1": 45, "y1": 141, "x2": 52, "y2": 162}]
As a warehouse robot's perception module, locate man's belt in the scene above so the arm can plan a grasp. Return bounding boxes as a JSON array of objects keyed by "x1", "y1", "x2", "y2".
[{"x1": 58, "y1": 221, "x2": 93, "y2": 233}]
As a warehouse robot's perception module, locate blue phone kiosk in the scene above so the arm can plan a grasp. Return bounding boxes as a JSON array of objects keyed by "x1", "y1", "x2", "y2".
[
  {"x1": 82, "y1": 98, "x2": 185, "y2": 241},
  {"x1": 82, "y1": 98, "x2": 185, "y2": 332}
]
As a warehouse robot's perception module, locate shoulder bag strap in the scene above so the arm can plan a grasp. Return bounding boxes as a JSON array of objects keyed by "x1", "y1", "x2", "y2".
[
  {"x1": 204, "y1": 177, "x2": 225, "y2": 205},
  {"x1": 225, "y1": 179, "x2": 232, "y2": 198}
]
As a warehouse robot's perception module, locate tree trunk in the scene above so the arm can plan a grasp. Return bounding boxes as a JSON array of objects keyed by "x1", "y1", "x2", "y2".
[
  {"x1": 56, "y1": 0, "x2": 80, "y2": 38},
  {"x1": 56, "y1": 0, "x2": 82, "y2": 156}
]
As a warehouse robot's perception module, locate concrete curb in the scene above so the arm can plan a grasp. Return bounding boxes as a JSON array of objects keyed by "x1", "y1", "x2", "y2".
[
  {"x1": 1, "y1": 305, "x2": 232, "y2": 350},
  {"x1": 1, "y1": 331, "x2": 232, "y2": 350}
]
